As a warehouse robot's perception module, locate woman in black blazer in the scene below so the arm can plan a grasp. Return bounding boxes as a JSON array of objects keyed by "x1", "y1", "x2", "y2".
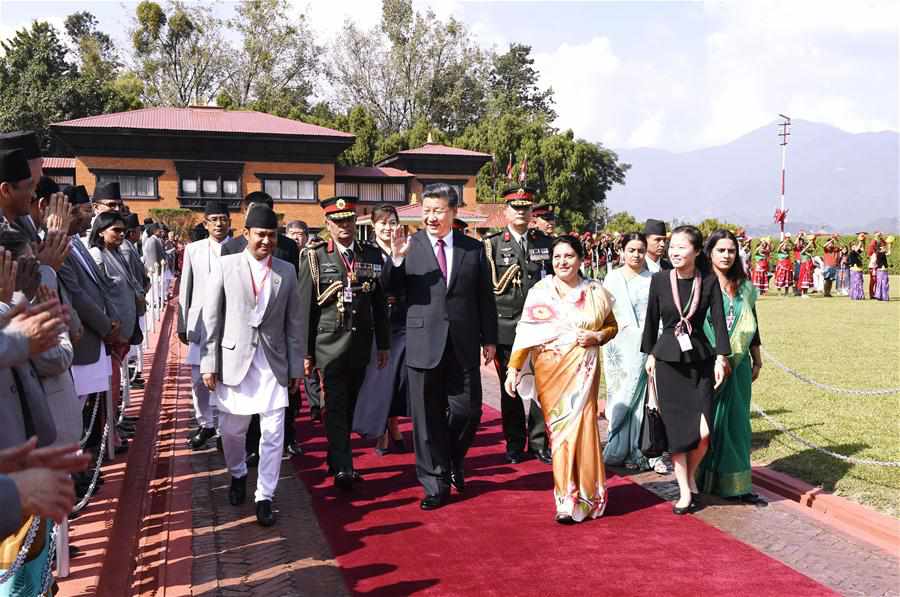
[{"x1": 641, "y1": 225, "x2": 730, "y2": 515}]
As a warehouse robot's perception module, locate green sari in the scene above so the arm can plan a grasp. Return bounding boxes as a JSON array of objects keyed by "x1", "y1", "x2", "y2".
[{"x1": 697, "y1": 280, "x2": 758, "y2": 497}]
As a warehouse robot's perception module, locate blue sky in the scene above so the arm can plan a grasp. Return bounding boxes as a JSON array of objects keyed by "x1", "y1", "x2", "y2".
[{"x1": 1, "y1": 0, "x2": 897, "y2": 152}]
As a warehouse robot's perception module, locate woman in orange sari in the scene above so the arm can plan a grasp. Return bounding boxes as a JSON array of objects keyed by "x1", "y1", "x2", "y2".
[{"x1": 505, "y1": 236, "x2": 618, "y2": 524}]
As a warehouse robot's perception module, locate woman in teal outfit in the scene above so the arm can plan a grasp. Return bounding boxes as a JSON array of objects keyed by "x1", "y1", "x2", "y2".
[
  {"x1": 601, "y1": 233, "x2": 667, "y2": 473},
  {"x1": 698, "y1": 229, "x2": 766, "y2": 505}
]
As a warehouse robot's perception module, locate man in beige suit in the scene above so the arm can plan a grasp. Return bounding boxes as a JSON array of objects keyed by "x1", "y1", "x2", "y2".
[
  {"x1": 200, "y1": 206, "x2": 307, "y2": 527},
  {"x1": 178, "y1": 201, "x2": 231, "y2": 449}
]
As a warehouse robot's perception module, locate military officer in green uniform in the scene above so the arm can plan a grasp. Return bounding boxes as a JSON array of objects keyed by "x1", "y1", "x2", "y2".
[
  {"x1": 483, "y1": 186, "x2": 554, "y2": 464},
  {"x1": 299, "y1": 196, "x2": 390, "y2": 490}
]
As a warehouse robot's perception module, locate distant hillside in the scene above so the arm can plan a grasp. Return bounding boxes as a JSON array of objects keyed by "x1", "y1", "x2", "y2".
[{"x1": 606, "y1": 119, "x2": 899, "y2": 232}]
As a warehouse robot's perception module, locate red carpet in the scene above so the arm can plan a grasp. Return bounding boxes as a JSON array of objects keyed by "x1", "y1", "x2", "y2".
[{"x1": 292, "y1": 407, "x2": 834, "y2": 597}]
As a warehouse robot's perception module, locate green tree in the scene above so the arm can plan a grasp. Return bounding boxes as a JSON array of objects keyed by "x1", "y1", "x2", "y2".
[
  {"x1": 605, "y1": 211, "x2": 642, "y2": 234},
  {"x1": 131, "y1": 1, "x2": 229, "y2": 106},
  {"x1": 488, "y1": 43, "x2": 555, "y2": 119},
  {"x1": 697, "y1": 218, "x2": 739, "y2": 238},
  {"x1": 219, "y1": 0, "x2": 320, "y2": 113}
]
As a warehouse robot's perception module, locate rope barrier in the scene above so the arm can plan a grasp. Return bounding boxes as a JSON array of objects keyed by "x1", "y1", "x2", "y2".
[
  {"x1": 761, "y1": 347, "x2": 900, "y2": 396},
  {"x1": 72, "y1": 415, "x2": 112, "y2": 515},
  {"x1": 751, "y1": 401, "x2": 900, "y2": 468},
  {"x1": 39, "y1": 523, "x2": 57, "y2": 595},
  {"x1": 79, "y1": 395, "x2": 101, "y2": 448}
]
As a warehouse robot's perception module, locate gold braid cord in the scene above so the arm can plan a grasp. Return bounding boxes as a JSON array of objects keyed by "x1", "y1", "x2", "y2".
[
  {"x1": 484, "y1": 238, "x2": 521, "y2": 296},
  {"x1": 307, "y1": 248, "x2": 343, "y2": 306}
]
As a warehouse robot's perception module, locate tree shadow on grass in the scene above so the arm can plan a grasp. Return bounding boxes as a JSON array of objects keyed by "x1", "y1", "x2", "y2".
[{"x1": 766, "y1": 442, "x2": 872, "y2": 491}]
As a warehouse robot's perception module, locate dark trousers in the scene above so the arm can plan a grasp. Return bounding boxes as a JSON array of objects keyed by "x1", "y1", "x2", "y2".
[
  {"x1": 304, "y1": 370, "x2": 322, "y2": 410},
  {"x1": 407, "y1": 339, "x2": 482, "y2": 497},
  {"x1": 321, "y1": 362, "x2": 367, "y2": 474},
  {"x1": 494, "y1": 344, "x2": 546, "y2": 454},
  {"x1": 245, "y1": 387, "x2": 301, "y2": 454}
]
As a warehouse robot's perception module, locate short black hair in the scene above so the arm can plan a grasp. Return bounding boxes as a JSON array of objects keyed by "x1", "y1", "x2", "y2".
[
  {"x1": 621, "y1": 232, "x2": 647, "y2": 248},
  {"x1": 422, "y1": 183, "x2": 459, "y2": 208},
  {"x1": 552, "y1": 234, "x2": 585, "y2": 260},
  {"x1": 371, "y1": 204, "x2": 399, "y2": 223}
]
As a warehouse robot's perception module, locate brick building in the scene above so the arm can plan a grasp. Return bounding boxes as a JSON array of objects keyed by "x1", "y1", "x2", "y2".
[{"x1": 49, "y1": 106, "x2": 495, "y2": 231}]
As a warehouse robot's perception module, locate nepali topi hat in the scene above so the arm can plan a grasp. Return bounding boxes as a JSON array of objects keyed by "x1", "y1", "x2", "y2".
[
  {"x1": 0, "y1": 131, "x2": 40, "y2": 160},
  {"x1": 244, "y1": 205, "x2": 278, "y2": 230},
  {"x1": 93, "y1": 181, "x2": 122, "y2": 202},
  {"x1": 0, "y1": 149, "x2": 32, "y2": 184}
]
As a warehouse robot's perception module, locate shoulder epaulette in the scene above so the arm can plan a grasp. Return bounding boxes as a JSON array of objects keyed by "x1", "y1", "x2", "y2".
[
  {"x1": 326, "y1": 239, "x2": 335, "y2": 253},
  {"x1": 482, "y1": 230, "x2": 501, "y2": 240},
  {"x1": 306, "y1": 239, "x2": 327, "y2": 251}
]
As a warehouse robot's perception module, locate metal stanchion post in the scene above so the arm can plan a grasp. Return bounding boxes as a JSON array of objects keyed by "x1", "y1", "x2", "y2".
[
  {"x1": 105, "y1": 386, "x2": 115, "y2": 461},
  {"x1": 121, "y1": 359, "x2": 130, "y2": 410},
  {"x1": 56, "y1": 519, "x2": 69, "y2": 578}
]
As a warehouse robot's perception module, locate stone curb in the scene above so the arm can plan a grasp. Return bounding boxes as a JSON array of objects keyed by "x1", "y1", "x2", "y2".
[{"x1": 752, "y1": 466, "x2": 900, "y2": 554}]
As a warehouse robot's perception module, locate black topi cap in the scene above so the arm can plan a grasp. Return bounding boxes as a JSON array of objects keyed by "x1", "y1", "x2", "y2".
[
  {"x1": 35, "y1": 176, "x2": 59, "y2": 200},
  {"x1": 93, "y1": 181, "x2": 122, "y2": 202},
  {"x1": 643, "y1": 218, "x2": 667, "y2": 237},
  {"x1": 244, "y1": 205, "x2": 278, "y2": 230},
  {"x1": 0, "y1": 149, "x2": 32, "y2": 185},
  {"x1": 61, "y1": 184, "x2": 90, "y2": 205},
  {"x1": 125, "y1": 213, "x2": 140, "y2": 229},
  {"x1": 0, "y1": 131, "x2": 40, "y2": 160},
  {"x1": 204, "y1": 201, "x2": 230, "y2": 216}
]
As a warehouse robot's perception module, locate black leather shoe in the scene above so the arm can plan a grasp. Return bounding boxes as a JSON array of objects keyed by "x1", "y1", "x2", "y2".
[
  {"x1": 122, "y1": 415, "x2": 139, "y2": 423},
  {"x1": 285, "y1": 441, "x2": 303, "y2": 457},
  {"x1": 246, "y1": 452, "x2": 260, "y2": 468},
  {"x1": 450, "y1": 469, "x2": 465, "y2": 492},
  {"x1": 255, "y1": 500, "x2": 276, "y2": 527},
  {"x1": 229, "y1": 475, "x2": 247, "y2": 506},
  {"x1": 114, "y1": 440, "x2": 129, "y2": 455},
  {"x1": 530, "y1": 448, "x2": 552, "y2": 464},
  {"x1": 506, "y1": 450, "x2": 527, "y2": 464},
  {"x1": 69, "y1": 544, "x2": 81, "y2": 558},
  {"x1": 420, "y1": 493, "x2": 448, "y2": 510},
  {"x1": 672, "y1": 499, "x2": 698, "y2": 516},
  {"x1": 351, "y1": 470, "x2": 363, "y2": 482},
  {"x1": 555, "y1": 513, "x2": 575, "y2": 525},
  {"x1": 190, "y1": 427, "x2": 216, "y2": 450},
  {"x1": 334, "y1": 471, "x2": 354, "y2": 491},
  {"x1": 737, "y1": 493, "x2": 767, "y2": 507},
  {"x1": 130, "y1": 377, "x2": 145, "y2": 389},
  {"x1": 310, "y1": 407, "x2": 321, "y2": 422}
]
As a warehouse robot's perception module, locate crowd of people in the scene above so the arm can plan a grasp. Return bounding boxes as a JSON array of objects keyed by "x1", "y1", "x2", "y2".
[
  {"x1": 0, "y1": 126, "x2": 889, "y2": 591},
  {"x1": 0, "y1": 131, "x2": 178, "y2": 594}
]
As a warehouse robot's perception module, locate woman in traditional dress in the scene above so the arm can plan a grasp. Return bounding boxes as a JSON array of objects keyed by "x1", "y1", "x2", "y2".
[
  {"x1": 796, "y1": 233, "x2": 816, "y2": 297},
  {"x1": 352, "y1": 205, "x2": 408, "y2": 454},
  {"x1": 697, "y1": 230, "x2": 766, "y2": 505},
  {"x1": 505, "y1": 235, "x2": 618, "y2": 523},
  {"x1": 773, "y1": 237, "x2": 794, "y2": 296},
  {"x1": 848, "y1": 236, "x2": 866, "y2": 300},
  {"x1": 601, "y1": 233, "x2": 668, "y2": 473},
  {"x1": 873, "y1": 237, "x2": 892, "y2": 301},
  {"x1": 642, "y1": 226, "x2": 730, "y2": 515},
  {"x1": 836, "y1": 244, "x2": 850, "y2": 295},
  {"x1": 750, "y1": 237, "x2": 771, "y2": 295}
]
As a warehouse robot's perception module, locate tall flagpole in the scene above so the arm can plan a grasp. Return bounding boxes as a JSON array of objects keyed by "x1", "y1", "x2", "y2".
[{"x1": 778, "y1": 114, "x2": 791, "y2": 240}]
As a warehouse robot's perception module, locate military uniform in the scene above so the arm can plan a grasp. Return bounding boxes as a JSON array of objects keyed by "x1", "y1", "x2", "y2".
[
  {"x1": 299, "y1": 196, "x2": 389, "y2": 487},
  {"x1": 485, "y1": 187, "x2": 554, "y2": 462}
]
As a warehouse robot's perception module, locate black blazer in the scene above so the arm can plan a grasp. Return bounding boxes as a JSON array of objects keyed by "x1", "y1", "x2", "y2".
[
  {"x1": 641, "y1": 272, "x2": 730, "y2": 363},
  {"x1": 383, "y1": 230, "x2": 497, "y2": 370},
  {"x1": 221, "y1": 233, "x2": 300, "y2": 275}
]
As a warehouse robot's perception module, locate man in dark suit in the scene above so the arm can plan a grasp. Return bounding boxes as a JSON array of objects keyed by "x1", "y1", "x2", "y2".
[
  {"x1": 383, "y1": 183, "x2": 497, "y2": 510},
  {"x1": 221, "y1": 191, "x2": 302, "y2": 460},
  {"x1": 644, "y1": 218, "x2": 672, "y2": 272}
]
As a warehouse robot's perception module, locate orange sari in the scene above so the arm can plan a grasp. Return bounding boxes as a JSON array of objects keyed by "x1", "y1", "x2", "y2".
[{"x1": 510, "y1": 278, "x2": 617, "y2": 521}]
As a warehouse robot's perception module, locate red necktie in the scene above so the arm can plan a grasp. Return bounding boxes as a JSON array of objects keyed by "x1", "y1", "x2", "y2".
[{"x1": 436, "y1": 239, "x2": 447, "y2": 279}]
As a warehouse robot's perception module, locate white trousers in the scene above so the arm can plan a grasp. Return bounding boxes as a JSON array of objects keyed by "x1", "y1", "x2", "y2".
[
  {"x1": 190, "y1": 365, "x2": 216, "y2": 429},
  {"x1": 219, "y1": 408, "x2": 285, "y2": 502}
]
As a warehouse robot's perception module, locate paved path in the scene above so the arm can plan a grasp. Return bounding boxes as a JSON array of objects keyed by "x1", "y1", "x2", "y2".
[{"x1": 137, "y1": 344, "x2": 900, "y2": 596}]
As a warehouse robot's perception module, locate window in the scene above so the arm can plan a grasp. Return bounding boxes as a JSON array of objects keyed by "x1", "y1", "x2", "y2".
[
  {"x1": 49, "y1": 175, "x2": 74, "y2": 187},
  {"x1": 334, "y1": 181, "x2": 407, "y2": 203},
  {"x1": 174, "y1": 161, "x2": 244, "y2": 209},
  {"x1": 93, "y1": 170, "x2": 161, "y2": 199},
  {"x1": 255, "y1": 173, "x2": 321, "y2": 203}
]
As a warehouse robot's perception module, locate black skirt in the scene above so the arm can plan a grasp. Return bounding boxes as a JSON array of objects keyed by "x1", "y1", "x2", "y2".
[{"x1": 654, "y1": 358, "x2": 715, "y2": 453}]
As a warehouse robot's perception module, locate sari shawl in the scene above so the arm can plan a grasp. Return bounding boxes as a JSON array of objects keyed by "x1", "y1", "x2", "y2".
[
  {"x1": 698, "y1": 280, "x2": 758, "y2": 497},
  {"x1": 601, "y1": 268, "x2": 652, "y2": 468},
  {"x1": 509, "y1": 277, "x2": 617, "y2": 521}
]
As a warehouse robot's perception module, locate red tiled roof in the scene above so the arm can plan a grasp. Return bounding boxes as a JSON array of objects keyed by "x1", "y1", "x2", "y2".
[
  {"x1": 42, "y1": 157, "x2": 75, "y2": 169},
  {"x1": 335, "y1": 166, "x2": 414, "y2": 178},
  {"x1": 397, "y1": 143, "x2": 491, "y2": 157},
  {"x1": 53, "y1": 107, "x2": 353, "y2": 138}
]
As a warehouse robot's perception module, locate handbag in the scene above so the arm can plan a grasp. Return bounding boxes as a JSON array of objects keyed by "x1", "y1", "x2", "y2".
[{"x1": 639, "y1": 372, "x2": 668, "y2": 458}]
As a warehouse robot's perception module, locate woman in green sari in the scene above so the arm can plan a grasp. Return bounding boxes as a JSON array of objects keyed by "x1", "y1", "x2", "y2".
[{"x1": 698, "y1": 229, "x2": 766, "y2": 505}]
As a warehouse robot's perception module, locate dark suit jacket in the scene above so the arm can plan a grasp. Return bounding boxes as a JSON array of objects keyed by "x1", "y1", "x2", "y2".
[
  {"x1": 383, "y1": 230, "x2": 497, "y2": 370},
  {"x1": 222, "y1": 234, "x2": 300, "y2": 275},
  {"x1": 641, "y1": 271, "x2": 730, "y2": 363}
]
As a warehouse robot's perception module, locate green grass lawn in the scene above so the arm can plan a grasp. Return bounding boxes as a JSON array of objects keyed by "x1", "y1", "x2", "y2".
[{"x1": 750, "y1": 276, "x2": 900, "y2": 517}]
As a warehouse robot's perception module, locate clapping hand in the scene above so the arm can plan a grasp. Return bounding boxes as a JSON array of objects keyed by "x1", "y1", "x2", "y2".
[
  {"x1": 0, "y1": 438, "x2": 90, "y2": 474},
  {"x1": 390, "y1": 225, "x2": 410, "y2": 258},
  {"x1": 7, "y1": 298, "x2": 67, "y2": 355},
  {"x1": 0, "y1": 249, "x2": 15, "y2": 304},
  {"x1": 15, "y1": 255, "x2": 41, "y2": 299},
  {"x1": 35, "y1": 230, "x2": 70, "y2": 272},
  {"x1": 43, "y1": 192, "x2": 72, "y2": 234}
]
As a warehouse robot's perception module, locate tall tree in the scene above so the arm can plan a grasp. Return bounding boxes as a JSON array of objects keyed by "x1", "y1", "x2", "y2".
[
  {"x1": 488, "y1": 44, "x2": 555, "y2": 119},
  {"x1": 329, "y1": 0, "x2": 488, "y2": 135},
  {"x1": 218, "y1": 0, "x2": 320, "y2": 114},
  {"x1": 131, "y1": 1, "x2": 229, "y2": 106}
]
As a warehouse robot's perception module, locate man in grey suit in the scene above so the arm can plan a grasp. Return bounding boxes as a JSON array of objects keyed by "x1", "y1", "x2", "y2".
[
  {"x1": 142, "y1": 222, "x2": 165, "y2": 276},
  {"x1": 178, "y1": 201, "x2": 231, "y2": 449},
  {"x1": 200, "y1": 206, "x2": 308, "y2": 527}
]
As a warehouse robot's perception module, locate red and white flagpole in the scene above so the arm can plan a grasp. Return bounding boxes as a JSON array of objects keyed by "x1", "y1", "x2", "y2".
[{"x1": 778, "y1": 114, "x2": 791, "y2": 240}]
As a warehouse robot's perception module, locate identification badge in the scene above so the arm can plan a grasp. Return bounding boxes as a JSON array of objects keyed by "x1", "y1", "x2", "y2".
[
  {"x1": 676, "y1": 333, "x2": 692, "y2": 352},
  {"x1": 343, "y1": 287, "x2": 353, "y2": 303},
  {"x1": 354, "y1": 262, "x2": 375, "y2": 279}
]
